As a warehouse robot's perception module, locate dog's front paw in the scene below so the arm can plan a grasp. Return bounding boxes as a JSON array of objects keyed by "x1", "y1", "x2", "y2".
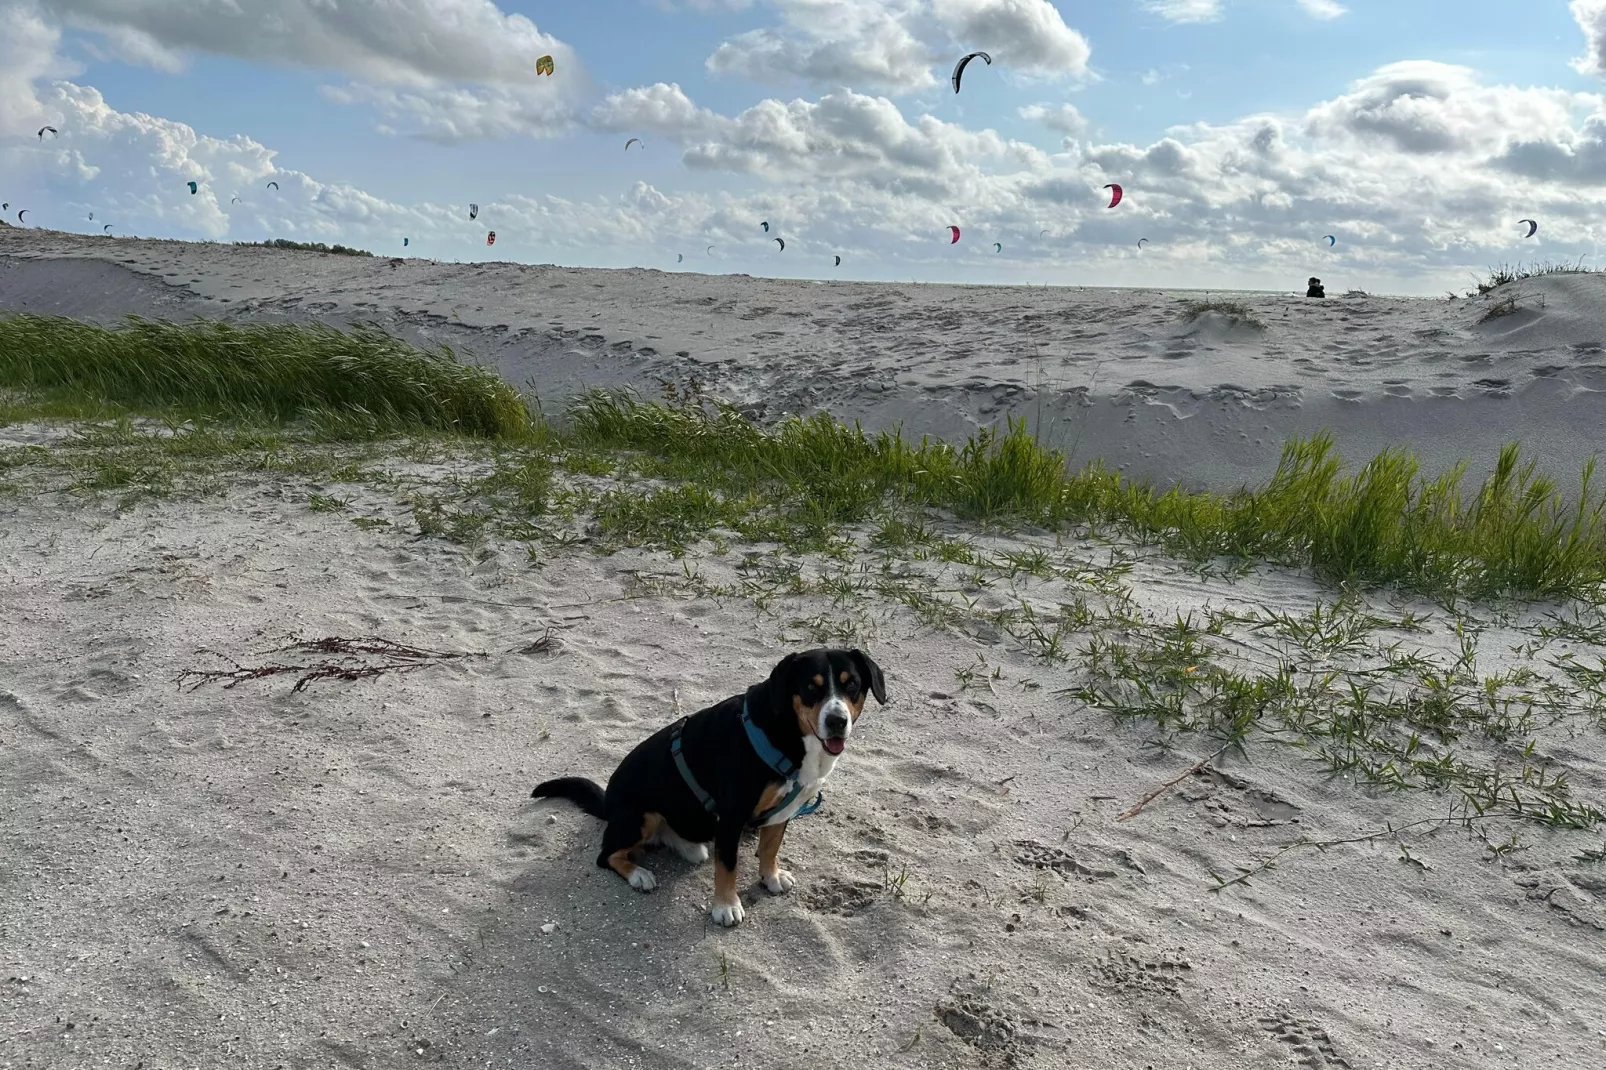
[
  {"x1": 709, "y1": 898, "x2": 745, "y2": 927},
  {"x1": 761, "y1": 868, "x2": 796, "y2": 895},
  {"x1": 627, "y1": 867, "x2": 658, "y2": 892}
]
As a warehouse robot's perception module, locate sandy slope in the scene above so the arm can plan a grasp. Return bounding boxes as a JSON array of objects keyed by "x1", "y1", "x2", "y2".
[
  {"x1": 4, "y1": 228, "x2": 1606, "y2": 492},
  {"x1": 4, "y1": 445, "x2": 1606, "y2": 1069}
]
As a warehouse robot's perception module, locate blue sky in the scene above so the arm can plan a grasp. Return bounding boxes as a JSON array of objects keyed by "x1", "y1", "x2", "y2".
[{"x1": 6, "y1": 1, "x2": 1606, "y2": 293}]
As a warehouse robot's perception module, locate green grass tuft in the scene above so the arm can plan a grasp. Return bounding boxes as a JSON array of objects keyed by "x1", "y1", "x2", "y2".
[
  {"x1": 0, "y1": 314, "x2": 531, "y2": 439},
  {"x1": 571, "y1": 389, "x2": 1606, "y2": 600}
]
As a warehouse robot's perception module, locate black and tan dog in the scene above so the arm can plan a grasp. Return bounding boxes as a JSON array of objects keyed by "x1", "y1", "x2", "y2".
[{"x1": 531, "y1": 648, "x2": 887, "y2": 927}]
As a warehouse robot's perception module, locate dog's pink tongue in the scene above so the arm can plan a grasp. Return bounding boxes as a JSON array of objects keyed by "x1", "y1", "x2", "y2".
[{"x1": 823, "y1": 738, "x2": 846, "y2": 756}]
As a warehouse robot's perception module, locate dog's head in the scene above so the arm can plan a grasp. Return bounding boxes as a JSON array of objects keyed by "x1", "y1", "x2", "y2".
[{"x1": 768, "y1": 648, "x2": 887, "y2": 757}]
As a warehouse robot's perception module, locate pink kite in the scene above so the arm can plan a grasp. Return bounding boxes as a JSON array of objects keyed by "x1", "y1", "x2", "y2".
[
  {"x1": 948, "y1": 225, "x2": 961, "y2": 244},
  {"x1": 1103, "y1": 183, "x2": 1123, "y2": 208},
  {"x1": 486, "y1": 231, "x2": 497, "y2": 246}
]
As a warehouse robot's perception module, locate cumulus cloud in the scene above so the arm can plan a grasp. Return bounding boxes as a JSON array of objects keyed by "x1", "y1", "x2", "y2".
[
  {"x1": 1141, "y1": 0, "x2": 1222, "y2": 23},
  {"x1": 591, "y1": 83, "x2": 728, "y2": 139},
  {"x1": 706, "y1": 0, "x2": 938, "y2": 92},
  {"x1": 705, "y1": 0, "x2": 1088, "y2": 92},
  {"x1": 1020, "y1": 102, "x2": 1087, "y2": 137},
  {"x1": 1575, "y1": 0, "x2": 1606, "y2": 77},
  {"x1": 37, "y1": 0, "x2": 570, "y2": 86},
  {"x1": 930, "y1": 0, "x2": 1090, "y2": 76},
  {"x1": 30, "y1": 0, "x2": 585, "y2": 141},
  {"x1": 1295, "y1": 0, "x2": 1347, "y2": 18}
]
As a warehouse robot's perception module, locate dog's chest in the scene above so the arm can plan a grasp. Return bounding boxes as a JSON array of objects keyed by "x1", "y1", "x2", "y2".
[{"x1": 755, "y1": 743, "x2": 837, "y2": 827}]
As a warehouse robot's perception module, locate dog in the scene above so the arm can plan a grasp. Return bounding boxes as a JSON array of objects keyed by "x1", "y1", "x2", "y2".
[{"x1": 531, "y1": 648, "x2": 887, "y2": 927}]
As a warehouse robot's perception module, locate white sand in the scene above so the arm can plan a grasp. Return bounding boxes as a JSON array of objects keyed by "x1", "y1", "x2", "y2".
[
  {"x1": 4, "y1": 231, "x2": 1606, "y2": 1069},
  {"x1": 4, "y1": 227, "x2": 1606, "y2": 492}
]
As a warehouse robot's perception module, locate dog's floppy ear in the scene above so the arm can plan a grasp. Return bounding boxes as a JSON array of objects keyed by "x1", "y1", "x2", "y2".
[{"x1": 849, "y1": 649, "x2": 887, "y2": 705}]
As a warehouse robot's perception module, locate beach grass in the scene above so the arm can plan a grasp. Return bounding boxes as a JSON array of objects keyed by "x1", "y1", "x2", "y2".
[
  {"x1": 570, "y1": 388, "x2": 1606, "y2": 601},
  {"x1": 236, "y1": 238, "x2": 374, "y2": 257},
  {"x1": 1179, "y1": 299, "x2": 1265, "y2": 329},
  {"x1": 4, "y1": 316, "x2": 1605, "y2": 601},
  {"x1": 0, "y1": 313, "x2": 531, "y2": 438},
  {"x1": 1475, "y1": 258, "x2": 1596, "y2": 295}
]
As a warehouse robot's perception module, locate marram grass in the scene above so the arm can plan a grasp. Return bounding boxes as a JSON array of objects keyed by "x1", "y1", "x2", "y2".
[
  {"x1": 0, "y1": 314, "x2": 530, "y2": 439},
  {"x1": 3, "y1": 314, "x2": 1602, "y2": 601},
  {"x1": 569, "y1": 389, "x2": 1606, "y2": 601}
]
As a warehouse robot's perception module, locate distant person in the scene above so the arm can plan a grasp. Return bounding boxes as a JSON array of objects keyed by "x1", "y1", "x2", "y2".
[{"x1": 1306, "y1": 277, "x2": 1326, "y2": 298}]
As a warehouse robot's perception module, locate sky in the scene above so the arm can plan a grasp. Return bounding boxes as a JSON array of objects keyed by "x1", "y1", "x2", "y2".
[{"x1": 4, "y1": 1, "x2": 1606, "y2": 294}]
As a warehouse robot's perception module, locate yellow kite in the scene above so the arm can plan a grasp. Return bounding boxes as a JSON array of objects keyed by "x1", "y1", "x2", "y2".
[{"x1": 535, "y1": 54, "x2": 554, "y2": 76}]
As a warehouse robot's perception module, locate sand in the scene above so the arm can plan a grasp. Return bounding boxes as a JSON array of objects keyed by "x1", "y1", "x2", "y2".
[
  {"x1": 4, "y1": 231, "x2": 1606, "y2": 1069},
  {"x1": 4, "y1": 227, "x2": 1606, "y2": 492}
]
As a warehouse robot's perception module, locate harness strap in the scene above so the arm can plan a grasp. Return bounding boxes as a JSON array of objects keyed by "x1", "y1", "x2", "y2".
[
  {"x1": 670, "y1": 699, "x2": 826, "y2": 825},
  {"x1": 670, "y1": 718, "x2": 717, "y2": 814},
  {"x1": 740, "y1": 696, "x2": 795, "y2": 778}
]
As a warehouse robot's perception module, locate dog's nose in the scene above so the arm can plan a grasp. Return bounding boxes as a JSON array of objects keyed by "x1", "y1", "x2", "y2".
[{"x1": 823, "y1": 711, "x2": 849, "y2": 735}]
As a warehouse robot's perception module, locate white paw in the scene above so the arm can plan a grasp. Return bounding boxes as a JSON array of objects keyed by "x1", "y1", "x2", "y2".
[
  {"x1": 627, "y1": 867, "x2": 658, "y2": 892},
  {"x1": 675, "y1": 841, "x2": 710, "y2": 865},
  {"x1": 709, "y1": 898, "x2": 745, "y2": 927},
  {"x1": 761, "y1": 868, "x2": 796, "y2": 895}
]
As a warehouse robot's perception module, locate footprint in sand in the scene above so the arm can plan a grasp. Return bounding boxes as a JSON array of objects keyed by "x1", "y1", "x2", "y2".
[{"x1": 1258, "y1": 1014, "x2": 1353, "y2": 1068}]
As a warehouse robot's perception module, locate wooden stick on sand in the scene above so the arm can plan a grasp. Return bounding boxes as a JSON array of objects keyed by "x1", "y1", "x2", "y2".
[{"x1": 1117, "y1": 743, "x2": 1232, "y2": 822}]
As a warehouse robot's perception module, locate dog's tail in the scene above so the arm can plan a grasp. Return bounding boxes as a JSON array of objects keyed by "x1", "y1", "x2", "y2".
[{"x1": 530, "y1": 776, "x2": 606, "y2": 818}]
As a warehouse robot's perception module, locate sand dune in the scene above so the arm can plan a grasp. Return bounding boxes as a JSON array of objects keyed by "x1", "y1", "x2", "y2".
[
  {"x1": 5, "y1": 231, "x2": 1606, "y2": 1069},
  {"x1": 5, "y1": 228, "x2": 1606, "y2": 491}
]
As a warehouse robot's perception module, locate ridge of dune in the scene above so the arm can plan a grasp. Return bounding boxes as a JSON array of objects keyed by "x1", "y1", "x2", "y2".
[{"x1": 5, "y1": 227, "x2": 1606, "y2": 491}]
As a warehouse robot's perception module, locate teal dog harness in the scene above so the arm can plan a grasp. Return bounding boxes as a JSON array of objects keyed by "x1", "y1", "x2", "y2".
[{"x1": 670, "y1": 697, "x2": 824, "y2": 825}]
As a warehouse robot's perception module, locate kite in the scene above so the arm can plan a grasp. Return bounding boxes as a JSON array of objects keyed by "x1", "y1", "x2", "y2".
[
  {"x1": 624, "y1": 138, "x2": 642, "y2": 150},
  {"x1": 948, "y1": 225, "x2": 961, "y2": 244},
  {"x1": 1323, "y1": 234, "x2": 1336, "y2": 246},
  {"x1": 761, "y1": 221, "x2": 770, "y2": 232},
  {"x1": 535, "y1": 55, "x2": 554, "y2": 76},
  {"x1": 677, "y1": 253, "x2": 683, "y2": 263},
  {"x1": 404, "y1": 238, "x2": 410, "y2": 247},
  {"x1": 486, "y1": 231, "x2": 497, "y2": 246},
  {"x1": 1040, "y1": 229, "x2": 1049, "y2": 237},
  {"x1": 993, "y1": 242, "x2": 1002, "y2": 253},
  {"x1": 1104, "y1": 184, "x2": 1123, "y2": 208},
  {"x1": 833, "y1": 255, "x2": 841, "y2": 266},
  {"x1": 230, "y1": 196, "x2": 240, "y2": 204},
  {"x1": 774, "y1": 237, "x2": 785, "y2": 251},
  {"x1": 952, "y1": 52, "x2": 991, "y2": 94},
  {"x1": 38, "y1": 126, "x2": 57, "y2": 140},
  {"x1": 103, "y1": 224, "x2": 113, "y2": 232},
  {"x1": 17, "y1": 210, "x2": 28, "y2": 223},
  {"x1": 1137, "y1": 238, "x2": 1148, "y2": 249},
  {"x1": 2, "y1": 203, "x2": 7, "y2": 211},
  {"x1": 469, "y1": 203, "x2": 480, "y2": 220},
  {"x1": 88, "y1": 212, "x2": 94, "y2": 221},
  {"x1": 187, "y1": 181, "x2": 198, "y2": 194},
  {"x1": 706, "y1": 245, "x2": 716, "y2": 255},
  {"x1": 266, "y1": 181, "x2": 280, "y2": 190},
  {"x1": 1518, "y1": 218, "x2": 1538, "y2": 238}
]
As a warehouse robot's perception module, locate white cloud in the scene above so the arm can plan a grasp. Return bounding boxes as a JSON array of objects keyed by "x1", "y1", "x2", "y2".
[
  {"x1": 929, "y1": 0, "x2": 1090, "y2": 77},
  {"x1": 1020, "y1": 102, "x2": 1087, "y2": 136},
  {"x1": 591, "y1": 83, "x2": 728, "y2": 139},
  {"x1": 706, "y1": 1, "x2": 938, "y2": 92},
  {"x1": 1142, "y1": 0, "x2": 1222, "y2": 23},
  {"x1": 38, "y1": 0, "x2": 570, "y2": 86},
  {"x1": 1575, "y1": 0, "x2": 1606, "y2": 77},
  {"x1": 1295, "y1": 0, "x2": 1346, "y2": 18},
  {"x1": 321, "y1": 82, "x2": 580, "y2": 142},
  {"x1": 705, "y1": 0, "x2": 1089, "y2": 93}
]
